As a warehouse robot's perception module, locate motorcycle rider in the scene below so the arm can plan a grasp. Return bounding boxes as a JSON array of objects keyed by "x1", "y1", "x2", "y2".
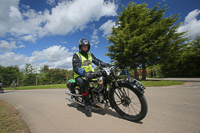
[
  {"x1": 0, "y1": 80, "x2": 3, "y2": 93},
  {"x1": 72, "y1": 38, "x2": 109, "y2": 116}
]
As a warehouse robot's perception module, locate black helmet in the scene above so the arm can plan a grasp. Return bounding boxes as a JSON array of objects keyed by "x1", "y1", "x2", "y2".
[{"x1": 78, "y1": 38, "x2": 90, "y2": 53}]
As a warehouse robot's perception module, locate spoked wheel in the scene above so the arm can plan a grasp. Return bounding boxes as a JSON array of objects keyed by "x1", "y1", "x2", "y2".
[{"x1": 110, "y1": 83, "x2": 148, "y2": 122}]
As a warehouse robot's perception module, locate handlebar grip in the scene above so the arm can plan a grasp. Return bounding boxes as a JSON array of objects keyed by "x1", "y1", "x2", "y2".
[{"x1": 91, "y1": 71, "x2": 102, "y2": 78}]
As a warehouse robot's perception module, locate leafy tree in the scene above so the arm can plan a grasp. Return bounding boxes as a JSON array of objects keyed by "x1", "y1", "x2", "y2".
[
  {"x1": 0, "y1": 66, "x2": 22, "y2": 87},
  {"x1": 22, "y1": 64, "x2": 36, "y2": 86},
  {"x1": 39, "y1": 65, "x2": 73, "y2": 85},
  {"x1": 106, "y1": 2, "x2": 187, "y2": 80},
  {"x1": 46, "y1": 68, "x2": 66, "y2": 84},
  {"x1": 40, "y1": 65, "x2": 49, "y2": 73},
  {"x1": 0, "y1": 64, "x2": 74, "y2": 86},
  {"x1": 161, "y1": 37, "x2": 200, "y2": 77}
]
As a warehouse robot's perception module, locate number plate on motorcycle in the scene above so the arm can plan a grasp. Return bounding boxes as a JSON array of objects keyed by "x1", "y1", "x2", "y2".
[{"x1": 129, "y1": 78, "x2": 146, "y2": 90}]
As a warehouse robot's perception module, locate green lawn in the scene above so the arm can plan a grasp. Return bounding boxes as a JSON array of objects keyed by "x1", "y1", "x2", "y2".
[
  {"x1": 4, "y1": 84, "x2": 67, "y2": 90},
  {"x1": 141, "y1": 80, "x2": 184, "y2": 87},
  {"x1": 3, "y1": 80, "x2": 184, "y2": 90}
]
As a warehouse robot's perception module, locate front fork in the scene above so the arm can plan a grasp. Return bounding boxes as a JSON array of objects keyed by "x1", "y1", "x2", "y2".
[{"x1": 108, "y1": 81, "x2": 119, "y2": 109}]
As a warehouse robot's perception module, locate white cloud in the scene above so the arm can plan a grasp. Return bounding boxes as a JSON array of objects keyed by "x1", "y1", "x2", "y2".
[
  {"x1": 94, "y1": 45, "x2": 98, "y2": 49},
  {"x1": 30, "y1": 45, "x2": 73, "y2": 69},
  {"x1": 46, "y1": 0, "x2": 56, "y2": 6},
  {"x1": 0, "y1": 52, "x2": 27, "y2": 68},
  {"x1": 72, "y1": 46, "x2": 79, "y2": 51},
  {"x1": 0, "y1": 45, "x2": 74, "y2": 69},
  {"x1": 99, "y1": 20, "x2": 116, "y2": 36},
  {"x1": 0, "y1": 0, "x2": 117, "y2": 42},
  {"x1": 91, "y1": 29, "x2": 99, "y2": 46},
  {"x1": 0, "y1": 0, "x2": 19, "y2": 36},
  {"x1": 21, "y1": 35, "x2": 36, "y2": 43},
  {"x1": 0, "y1": 0, "x2": 48, "y2": 41},
  {"x1": 44, "y1": 0, "x2": 117, "y2": 35},
  {"x1": 177, "y1": 9, "x2": 200, "y2": 38},
  {"x1": 61, "y1": 40, "x2": 68, "y2": 44},
  {"x1": 0, "y1": 40, "x2": 24, "y2": 52}
]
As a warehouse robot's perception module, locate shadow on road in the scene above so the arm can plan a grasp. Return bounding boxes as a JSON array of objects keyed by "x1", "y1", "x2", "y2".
[
  {"x1": 67, "y1": 103, "x2": 143, "y2": 124},
  {"x1": 67, "y1": 103, "x2": 121, "y2": 118}
]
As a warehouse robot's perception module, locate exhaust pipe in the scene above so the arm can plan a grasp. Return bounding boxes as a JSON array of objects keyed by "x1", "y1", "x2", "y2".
[
  {"x1": 95, "y1": 102, "x2": 106, "y2": 109},
  {"x1": 66, "y1": 98, "x2": 100, "y2": 110},
  {"x1": 65, "y1": 92, "x2": 82, "y2": 97}
]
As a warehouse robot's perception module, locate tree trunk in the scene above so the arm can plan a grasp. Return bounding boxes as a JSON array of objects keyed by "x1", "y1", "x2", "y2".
[
  {"x1": 142, "y1": 63, "x2": 146, "y2": 80},
  {"x1": 134, "y1": 68, "x2": 139, "y2": 80}
]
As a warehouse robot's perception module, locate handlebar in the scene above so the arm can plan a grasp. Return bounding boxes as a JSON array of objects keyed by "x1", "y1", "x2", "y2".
[
  {"x1": 91, "y1": 70, "x2": 102, "y2": 78},
  {"x1": 84, "y1": 64, "x2": 117, "y2": 81},
  {"x1": 99, "y1": 63, "x2": 113, "y2": 69}
]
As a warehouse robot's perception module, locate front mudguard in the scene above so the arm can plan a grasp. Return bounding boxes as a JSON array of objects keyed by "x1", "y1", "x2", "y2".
[{"x1": 115, "y1": 80, "x2": 145, "y2": 95}]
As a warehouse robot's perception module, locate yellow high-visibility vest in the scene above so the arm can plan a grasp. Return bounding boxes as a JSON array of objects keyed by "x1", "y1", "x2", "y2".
[{"x1": 74, "y1": 52, "x2": 94, "y2": 78}]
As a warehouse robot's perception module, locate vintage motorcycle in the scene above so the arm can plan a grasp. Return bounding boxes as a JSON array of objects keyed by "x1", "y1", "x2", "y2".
[
  {"x1": 66, "y1": 64, "x2": 148, "y2": 122},
  {"x1": 0, "y1": 83, "x2": 3, "y2": 93}
]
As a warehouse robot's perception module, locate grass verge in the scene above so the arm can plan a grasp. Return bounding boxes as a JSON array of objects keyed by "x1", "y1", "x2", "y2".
[
  {"x1": 141, "y1": 80, "x2": 184, "y2": 87},
  {"x1": 3, "y1": 80, "x2": 185, "y2": 90},
  {"x1": 0, "y1": 99, "x2": 30, "y2": 133},
  {"x1": 4, "y1": 84, "x2": 67, "y2": 90}
]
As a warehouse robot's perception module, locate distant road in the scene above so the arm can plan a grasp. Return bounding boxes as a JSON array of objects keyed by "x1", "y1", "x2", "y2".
[
  {"x1": 0, "y1": 82, "x2": 200, "y2": 133},
  {"x1": 148, "y1": 78, "x2": 200, "y2": 82}
]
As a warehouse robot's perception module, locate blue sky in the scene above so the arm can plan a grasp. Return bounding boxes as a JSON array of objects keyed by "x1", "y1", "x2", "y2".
[{"x1": 0, "y1": 0, "x2": 200, "y2": 71}]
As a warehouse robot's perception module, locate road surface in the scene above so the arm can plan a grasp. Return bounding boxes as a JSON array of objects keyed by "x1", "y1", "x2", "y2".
[{"x1": 0, "y1": 82, "x2": 200, "y2": 133}]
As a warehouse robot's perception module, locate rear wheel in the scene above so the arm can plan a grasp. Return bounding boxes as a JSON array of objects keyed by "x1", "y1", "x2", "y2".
[{"x1": 110, "y1": 83, "x2": 148, "y2": 122}]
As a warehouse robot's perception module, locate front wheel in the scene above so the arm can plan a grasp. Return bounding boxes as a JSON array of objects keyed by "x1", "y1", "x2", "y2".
[{"x1": 110, "y1": 83, "x2": 148, "y2": 122}]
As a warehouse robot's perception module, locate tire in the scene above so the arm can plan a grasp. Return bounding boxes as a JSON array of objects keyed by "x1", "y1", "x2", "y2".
[{"x1": 110, "y1": 83, "x2": 148, "y2": 122}]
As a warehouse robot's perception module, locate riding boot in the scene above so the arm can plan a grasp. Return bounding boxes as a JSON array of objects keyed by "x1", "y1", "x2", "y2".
[{"x1": 83, "y1": 92, "x2": 91, "y2": 117}]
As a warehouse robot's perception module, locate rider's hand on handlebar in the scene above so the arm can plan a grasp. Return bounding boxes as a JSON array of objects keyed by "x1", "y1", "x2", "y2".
[
  {"x1": 84, "y1": 72, "x2": 93, "y2": 80},
  {"x1": 100, "y1": 62, "x2": 112, "y2": 67}
]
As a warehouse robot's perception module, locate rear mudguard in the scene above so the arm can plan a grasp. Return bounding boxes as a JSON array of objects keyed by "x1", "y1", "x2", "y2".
[{"x1": 67, "y1": 79, "x2": 76, "y2": 93}]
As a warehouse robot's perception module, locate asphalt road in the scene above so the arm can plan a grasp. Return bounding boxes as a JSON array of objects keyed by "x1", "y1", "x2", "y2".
[{"x1": 0, "y1": 82, "x2": 200, "y2": 133}]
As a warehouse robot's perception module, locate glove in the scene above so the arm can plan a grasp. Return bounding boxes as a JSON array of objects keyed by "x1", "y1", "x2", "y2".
[
  {"x1": 84, "y1": 72, "x2": 93, "y2": 80},
  {"x1": 77, "y1": 68, "x2": 85, "y2": 77}
]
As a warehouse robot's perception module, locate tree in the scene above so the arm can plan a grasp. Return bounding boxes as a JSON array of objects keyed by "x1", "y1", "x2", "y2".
[
  {"x1": 40, "y1": 65, "x2": 49, "y2": 73},
  {"x1": 22, "y1": 64, "x2": 36, "y2": 86},
  {"x1": 39, "y1": 65, "x2": 73, "y2": 85},
  {"x1": 179, "y1": 38, "x2": 200, "y2": 77},
  {"x1": 0, "y1": 65, "x2": 22, "y2": 87},
  {"x1": 161, "y1": 37, "x2": 200, "y2": 77},
  {"x1": 106, "y1": 2, "x2": 187, "y2": 80},
  {"x1": 0, "y1": 64, "x2": 74, "y2": 86}
]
